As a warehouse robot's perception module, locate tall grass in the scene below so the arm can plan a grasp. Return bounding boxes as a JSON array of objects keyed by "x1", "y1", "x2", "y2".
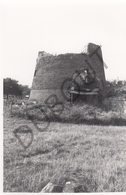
[{"x1": 9, "y1": 99, "x2": 126, "y2": 126}]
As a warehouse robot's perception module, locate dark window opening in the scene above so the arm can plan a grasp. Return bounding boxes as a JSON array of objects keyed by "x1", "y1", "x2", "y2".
[{"x1": 34, "y1": 70, "x2": 37, "y2": 77}]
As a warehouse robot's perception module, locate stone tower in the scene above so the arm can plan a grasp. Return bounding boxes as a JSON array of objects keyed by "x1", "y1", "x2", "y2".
[{"x1": 30, "y1": 43, "x2": 106, "y2": 102}]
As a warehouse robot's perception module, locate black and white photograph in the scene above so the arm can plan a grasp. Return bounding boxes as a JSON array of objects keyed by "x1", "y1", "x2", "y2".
[{"x1": 1, "y1": 0, "x2": 126, "y2": 193}]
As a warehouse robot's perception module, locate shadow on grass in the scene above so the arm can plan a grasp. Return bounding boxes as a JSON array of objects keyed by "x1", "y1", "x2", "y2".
[{"x1": 20, "y1": 148, "x2": 50, "y2": 158}]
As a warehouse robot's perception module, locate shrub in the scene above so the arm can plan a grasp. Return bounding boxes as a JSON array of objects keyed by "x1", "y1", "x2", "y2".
[{"x1": 10, "y1": 99, "x2": 126, "y2": 126}]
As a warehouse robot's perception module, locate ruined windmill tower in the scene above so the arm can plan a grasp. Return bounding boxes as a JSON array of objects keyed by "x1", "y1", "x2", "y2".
[{"x1": 30, "y1": 43, "x2": 106, "y2": 104}]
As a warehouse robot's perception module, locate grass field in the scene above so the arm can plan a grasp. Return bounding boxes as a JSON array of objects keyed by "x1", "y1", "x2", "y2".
[{"x1": 3, "y1": 104, "x2": 126, "y2": 192}]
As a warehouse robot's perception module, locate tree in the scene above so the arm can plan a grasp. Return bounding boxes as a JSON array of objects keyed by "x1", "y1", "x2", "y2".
[
  {"x1": 4, "y1": 78, "x2": 31, "y2": 99},
  {"x1": 4, "y1": 78, "x2": 23, "y2": 99},
  {"x1": 105, "y1": 80, "x2": 117, "y2": 97},
  {"x1": 21, "y1": 85, "x2": 30, "y2": 95},
  {"x1": 117, "y1": 80, "x2": 123, "y2": 87},
  {"x1": 20, "y1": 85, "x2": 31, "y2": 98}
]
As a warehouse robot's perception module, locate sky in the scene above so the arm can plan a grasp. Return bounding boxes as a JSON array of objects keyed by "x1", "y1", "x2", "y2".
[{"x1": 1, "y1": 0, "x2": 126, "y2": 87}]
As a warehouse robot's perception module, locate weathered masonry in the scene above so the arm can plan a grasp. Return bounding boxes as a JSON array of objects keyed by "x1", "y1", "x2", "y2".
[{"x1": 30, "y1": 43, "x2": 106, "y2": 104}]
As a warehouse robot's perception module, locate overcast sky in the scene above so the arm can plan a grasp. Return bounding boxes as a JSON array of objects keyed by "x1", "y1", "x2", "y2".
[{"x1": 1, "y1": 0, "x2": 126, "y2": 87}]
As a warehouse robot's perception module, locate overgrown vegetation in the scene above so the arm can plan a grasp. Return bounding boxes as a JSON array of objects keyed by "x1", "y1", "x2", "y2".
[
  {"x1": 9, "y1": 97, "x2": 126, "y2": 126},
  {"x1": 105, "y1": 80, "x2": 126, "y2": 98}
]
